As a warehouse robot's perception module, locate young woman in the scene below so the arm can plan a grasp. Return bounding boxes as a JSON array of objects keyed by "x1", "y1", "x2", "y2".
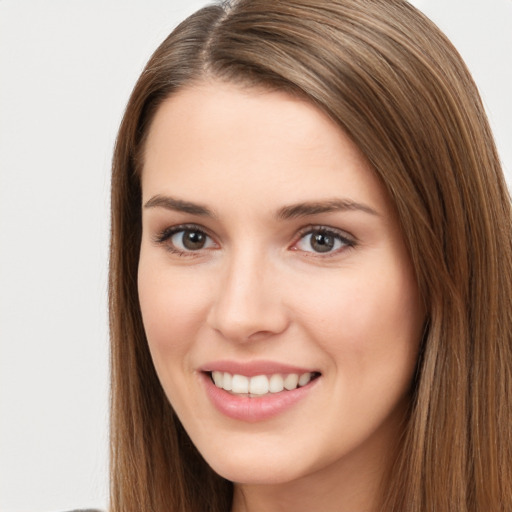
[{"x1": 108, "y1": 1, "x2": 512, "y2": 511}]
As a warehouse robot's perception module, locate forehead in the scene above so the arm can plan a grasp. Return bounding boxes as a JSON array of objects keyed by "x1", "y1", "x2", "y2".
[{"x1": 141, "y1": 80, "x2": 390, "y2": 217}]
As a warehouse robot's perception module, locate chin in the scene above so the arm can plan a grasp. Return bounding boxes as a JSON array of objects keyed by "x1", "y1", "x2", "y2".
[
  {"x1": 203, "y1": 448, "x2": 307, "y2": 485},
  {"x1": 215, "y1": 464, "x2": 300, "y2": 486}
]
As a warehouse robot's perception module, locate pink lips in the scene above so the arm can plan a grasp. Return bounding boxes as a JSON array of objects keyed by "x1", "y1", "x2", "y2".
[{"x1": 199, "y1": 360, "x2": 320, "y2": 422}]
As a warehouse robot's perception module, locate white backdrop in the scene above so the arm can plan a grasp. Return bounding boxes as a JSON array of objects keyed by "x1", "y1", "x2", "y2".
[{"x1": 0, "y1": 1, "x2": 510, "y2": 511}]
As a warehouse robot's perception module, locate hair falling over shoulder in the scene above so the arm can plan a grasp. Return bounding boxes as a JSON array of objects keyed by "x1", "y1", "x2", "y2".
[{"x1": 108, "y1": 1, "x2": 512, "y2": 510}]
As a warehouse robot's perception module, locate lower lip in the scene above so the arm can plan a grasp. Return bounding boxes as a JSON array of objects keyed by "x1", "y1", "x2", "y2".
[{"x1": 200, "y1": 373, "x2": 319, "y2": 422}]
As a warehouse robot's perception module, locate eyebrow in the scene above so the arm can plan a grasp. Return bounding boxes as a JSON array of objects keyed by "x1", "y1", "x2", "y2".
[
  {"x1": 276, "y1": 199, "x2": 378, "y2": 219},
  {"x1": 144, "y1": 195, "x2": 378, "y2": 219},
  {"x1": 144, "y1": 195, "x2": 216, "y2": 217}
]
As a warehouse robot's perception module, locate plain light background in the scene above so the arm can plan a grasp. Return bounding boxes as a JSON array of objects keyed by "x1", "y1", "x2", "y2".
[{"x1": 0, "y1": 1, "x2": 510, "y2": 511}]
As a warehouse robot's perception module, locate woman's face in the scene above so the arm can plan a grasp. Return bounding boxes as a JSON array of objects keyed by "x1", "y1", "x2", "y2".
[{"x1": 138, "y1": 81, "x2": 425, "y2": 490}]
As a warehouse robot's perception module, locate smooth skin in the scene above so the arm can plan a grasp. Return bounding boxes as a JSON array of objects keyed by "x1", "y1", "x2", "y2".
[{"x1": 138, "y1": 80, "x2": 425, "y2": 512}]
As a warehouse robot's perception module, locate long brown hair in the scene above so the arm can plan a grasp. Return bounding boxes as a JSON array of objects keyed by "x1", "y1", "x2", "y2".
[{"x1": 109, "y1": 1, "x2": 512, "y2": 510}]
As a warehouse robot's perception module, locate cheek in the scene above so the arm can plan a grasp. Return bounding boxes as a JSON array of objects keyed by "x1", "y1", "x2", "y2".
[
  {"x1": 293, "y1": 257, "x2": 423, "y2": 378},
  {"x1": 137, "y1": 257, "x2": 210, "y2": 361},
  {"x1": 137, "y1": 259, "x2": 215, "y2": 420}
]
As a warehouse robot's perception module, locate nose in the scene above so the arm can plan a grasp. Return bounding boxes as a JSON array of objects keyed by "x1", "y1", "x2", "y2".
[{"x1": 206, "y1": 250, "x2": 290, "y2": 343}]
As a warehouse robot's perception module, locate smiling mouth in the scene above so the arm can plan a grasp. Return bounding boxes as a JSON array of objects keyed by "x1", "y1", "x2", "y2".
[{"x1": 208, "y1": 371, "x2": 321, "y2": 397}]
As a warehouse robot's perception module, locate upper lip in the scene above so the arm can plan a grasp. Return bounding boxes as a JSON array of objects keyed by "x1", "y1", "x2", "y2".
[{"x1": 199, "y1": 359, "x2": 320, "y2": 377}]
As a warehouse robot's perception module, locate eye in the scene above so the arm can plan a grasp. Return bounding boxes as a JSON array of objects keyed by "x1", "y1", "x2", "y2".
[
  {"x1": 294, "y1": 228, "x2": 355, "y2": 254},
  {"x1": 155, "y1": 225, "x2": 217, "y2": 254}
]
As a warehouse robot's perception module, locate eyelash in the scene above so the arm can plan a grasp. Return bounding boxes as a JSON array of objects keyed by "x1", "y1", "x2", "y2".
[
  {"x1": 153, "y1": 224, "x2": 217, "y2": 257},
  {"x1": 153, "y1": 224, "x2": 356, "y2": 257},
  {"x1": 293, "y1": 226, "x2": 356, "y2": 256}
]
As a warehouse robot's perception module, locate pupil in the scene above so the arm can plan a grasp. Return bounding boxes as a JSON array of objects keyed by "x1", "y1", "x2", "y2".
[
  {"x1": 311, "y1": 232, "x2": 334, "y2": 253},
  {"x1": 183, "y1": 230, "x2": 205, "y2": 250}
]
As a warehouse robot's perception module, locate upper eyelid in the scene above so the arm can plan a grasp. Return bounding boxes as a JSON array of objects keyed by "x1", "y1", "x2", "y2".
[
  {"x1": 294, "y1": 224, "x2": 356, "y2": 242},
  {"x1": 154, "y1": 223, "x2": 214, "y2": 242}
]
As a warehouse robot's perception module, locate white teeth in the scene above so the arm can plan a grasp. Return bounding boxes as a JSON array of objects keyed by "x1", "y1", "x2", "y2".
[
  {"x1": 212, "y1": 371, "x2": 223, "y2": 387},
  {"x1": 249, "y1": 375, "x2": 269, "y2": 395},
  {"x1": 299, "y1": 372, "x2": 312, "y2": 386},
  {"x1": 284, "y1": 373, "x2": 299, "y2": 390},
  {"x1": 211, "y1": 371, "x2": 316, "y2": 396},
  {"x1": 231, "y1": 374, "x2": 249, "y2": 394},
  {"x1": 269, "y1": 374, "x2": 284, "y2": 393},
  {"x1": 223, "y1": 372, "x2": 232, "y2": 391}
]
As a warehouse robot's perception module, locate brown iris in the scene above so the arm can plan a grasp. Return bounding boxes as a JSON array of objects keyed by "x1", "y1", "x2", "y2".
[{"x1": 182, "y1": 230, "x2": 207, "y2": 250}]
